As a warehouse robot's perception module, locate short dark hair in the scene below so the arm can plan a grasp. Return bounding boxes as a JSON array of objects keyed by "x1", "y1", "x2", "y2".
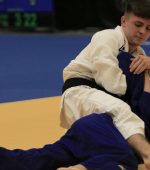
[{"x1": 124, "y1": 0, "x2": 150, "y2": 19}]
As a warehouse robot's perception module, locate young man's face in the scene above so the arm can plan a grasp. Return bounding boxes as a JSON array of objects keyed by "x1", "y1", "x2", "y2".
[{"x1": 121, "y1": 13, "x2": 150, "y2": 48}]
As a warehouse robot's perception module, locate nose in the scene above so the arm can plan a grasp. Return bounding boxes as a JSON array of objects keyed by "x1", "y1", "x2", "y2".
[{"x1": 139, "y1": 27, "x2": 146, "y2": 34}]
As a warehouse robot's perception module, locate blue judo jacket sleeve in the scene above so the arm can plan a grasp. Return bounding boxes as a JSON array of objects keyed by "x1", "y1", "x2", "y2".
[{"x1": 0, "y1": 141, "x2": 78, "y2": 170}]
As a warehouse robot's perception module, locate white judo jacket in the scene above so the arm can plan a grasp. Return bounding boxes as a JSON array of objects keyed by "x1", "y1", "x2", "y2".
[{"x1": 60, "y1": 26, "x2": 145, "y2": 139}]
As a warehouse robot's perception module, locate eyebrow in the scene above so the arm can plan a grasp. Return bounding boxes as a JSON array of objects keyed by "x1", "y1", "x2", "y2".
[
  {"x1": 134, "y1": 21, "x2": 144, "y2": 24},
  {"x1": 134, "y1": 20, "x2": 150, "y2": 26}
]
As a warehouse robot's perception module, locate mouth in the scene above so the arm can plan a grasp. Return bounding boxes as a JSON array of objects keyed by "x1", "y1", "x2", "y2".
[
  {"x1": 135, "y1": 36, "x2": 144, "y2": 42},
  {"x1": 136, "y1": 36, "x2": 143, "y2": 40}
]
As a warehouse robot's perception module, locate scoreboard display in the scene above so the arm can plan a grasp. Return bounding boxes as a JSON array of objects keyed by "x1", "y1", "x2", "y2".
[{"x1": 0, "y1": 0, "x2": 54, "y2": 31}]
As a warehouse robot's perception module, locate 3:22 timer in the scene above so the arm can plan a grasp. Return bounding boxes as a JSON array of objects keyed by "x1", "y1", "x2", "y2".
[{"x1": 0, "y1": 12, "x2": 37, "y2": 29}]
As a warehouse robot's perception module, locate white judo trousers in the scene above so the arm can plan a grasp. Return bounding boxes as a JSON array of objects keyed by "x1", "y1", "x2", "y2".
[{"x1": 60, "y1": 85, "x2": 144, "y2": 139}]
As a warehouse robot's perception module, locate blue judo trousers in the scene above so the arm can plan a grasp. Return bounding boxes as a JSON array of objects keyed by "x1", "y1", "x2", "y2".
[{"x1": 0, "y1": 52, "x2": 150, "y2": 170}]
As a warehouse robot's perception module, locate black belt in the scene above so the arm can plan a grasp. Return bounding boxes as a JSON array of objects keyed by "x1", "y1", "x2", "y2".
[{"x1": 62, "y1": 77, "x2": 120, "y2": 99}]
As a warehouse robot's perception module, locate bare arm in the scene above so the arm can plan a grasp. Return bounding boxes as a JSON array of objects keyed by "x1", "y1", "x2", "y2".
[{"x1": 128, "y1": 134, "x2": 150, "y2": 170}]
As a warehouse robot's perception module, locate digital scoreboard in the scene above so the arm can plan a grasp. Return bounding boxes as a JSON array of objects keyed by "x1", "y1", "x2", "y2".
[{"x1": 0, "y1": 0, "x2": 54, "y2": 31}]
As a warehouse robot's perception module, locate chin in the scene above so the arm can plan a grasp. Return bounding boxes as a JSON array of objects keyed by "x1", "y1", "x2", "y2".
[{"x1": 131, "y1": 40, "x2": 143, "y2": 46}]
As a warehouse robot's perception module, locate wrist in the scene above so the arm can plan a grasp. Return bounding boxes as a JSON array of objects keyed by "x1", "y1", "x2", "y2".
[{"x1": 127, "y1": 134, "x2": 150, "y2": 157}]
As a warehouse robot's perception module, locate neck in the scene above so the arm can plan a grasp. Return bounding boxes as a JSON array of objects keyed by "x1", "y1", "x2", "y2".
[{"x1": 129, "y1": 45, "x2": 137, "y2": 54}]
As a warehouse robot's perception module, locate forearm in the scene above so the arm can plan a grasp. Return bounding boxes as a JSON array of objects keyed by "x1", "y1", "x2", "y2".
[
  {"x1": 127, "y1": 134, "x2": 150, "y2": 169},
  {"x1": 128, "y1": 134, "x2": 150, "y2": 156}
]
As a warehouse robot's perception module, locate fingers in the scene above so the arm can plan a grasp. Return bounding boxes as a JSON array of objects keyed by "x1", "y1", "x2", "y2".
[
  {"x1": 57, "y1": 165, "x2": 87, "y2": 170},
  {"x1": 56, "y1": 167, "x2": 81, "y2": 170},
  {"x1": 144, "y1": 158, "x2": 150, "y2": 170},
  {"x1": 130, "y1": 61, "x2": 145, "y2": 74},
  {"x1": 57, "y1": 168, "x2": 69, "y2": 170},
  {"x1": 129, "y1": 55, "x2": 147, "y2": 74}
]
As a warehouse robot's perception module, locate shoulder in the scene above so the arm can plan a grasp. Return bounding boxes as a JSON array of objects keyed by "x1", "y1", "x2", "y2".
[{"x1": 91, "y1": 26, "x2": 124, "y2": 44}]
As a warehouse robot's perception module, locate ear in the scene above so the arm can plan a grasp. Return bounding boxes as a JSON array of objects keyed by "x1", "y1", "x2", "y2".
[{"x1": 121, "y1": 16, "x2": 126, "y2": 27}]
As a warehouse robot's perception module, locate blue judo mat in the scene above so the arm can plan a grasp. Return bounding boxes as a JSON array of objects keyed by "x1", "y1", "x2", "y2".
[
  {"x1": 0, "y1": 34, "x2": 91, "y2": 103},
  {"x1": 0, "y1": 34, "x2": 149, "y2": 103}
]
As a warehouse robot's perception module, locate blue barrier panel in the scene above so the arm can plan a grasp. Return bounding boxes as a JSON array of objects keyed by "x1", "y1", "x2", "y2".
[{"x1": 0, "y1": 0, "x2": 54, "y2": 12}]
